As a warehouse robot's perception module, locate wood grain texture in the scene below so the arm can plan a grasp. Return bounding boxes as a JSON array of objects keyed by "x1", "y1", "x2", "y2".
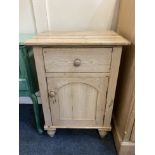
[
  {"x1": 45, "y1": 72, "x2": 110, "y2": 78},
  {"x1": 112, "y1": 0, "x2": 135, "y2": 154},
  {"x1": 103, "y1": 47, "x2": 122, "y2": 127},
  {"x1": 43, "y1": 48, "x2": 112, "y2": 73},
  {"x1": 25, "y1": 31, "x2": 130, "y2": 46},
  {"x1": 123, "y1": 89, "x2": 135, "y2": 141},
  {"x1": 29, "y1": 31, "x2": 130, "y2": 135},
  {"x1": 119, "y1": 142, "x2": 135, "y2": 155},
  {"x1": 44, "y1": 125, "x2": 111, "y2": 130},
  {"x1": 112, "y1": 118, "x2": 135, "y2": 155},
  {"x1": 47, "y1": 77, "x2": 108, "y2": 127},
  {"x1": 113, "y1": 46, "x2": 135, "y2": 140},
  {"x1": 112, "y1": 0, "x2": 135, "y2": 141},
  {"x1": 33, "y1": 47, "x2": 52, "y2": 126},
  {"x1": 130, "y1": 121, "x2": 135, "y2": 142}
]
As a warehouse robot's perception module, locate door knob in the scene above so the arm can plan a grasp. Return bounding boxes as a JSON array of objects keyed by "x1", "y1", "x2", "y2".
[
  {"x1": 73, "y1": 58, "x2": 81, "y2": 67},
  {"x1": 49, "y1": 91, "x2": 56, "y2": 98}
]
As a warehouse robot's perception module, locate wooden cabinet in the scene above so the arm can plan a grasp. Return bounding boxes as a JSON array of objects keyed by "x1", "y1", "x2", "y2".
[{"x1": 25, "y1": 31, "x2": 130, "y2": 137}]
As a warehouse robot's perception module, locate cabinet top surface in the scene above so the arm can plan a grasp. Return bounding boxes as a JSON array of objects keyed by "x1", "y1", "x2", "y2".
[{"x1": 25, "y1": 31, "x2": 130, "y2": 46}]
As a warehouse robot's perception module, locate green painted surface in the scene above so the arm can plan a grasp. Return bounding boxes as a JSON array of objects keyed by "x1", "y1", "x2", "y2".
[
  {"x1": 19, "y1": 33, "x2": 35, "y2": 45},
  {"x1": 19, "y1": 34, "x2": 43, "y2": 134},
  {"x1": 19, "y1": 46, "x2": 39, "y2": 95},
  {"x1": 19, "y1": 79, "x2": 28, "y2": 91}
]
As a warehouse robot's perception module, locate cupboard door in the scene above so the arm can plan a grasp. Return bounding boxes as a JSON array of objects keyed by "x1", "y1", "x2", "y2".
[{"x1": 47, "y1": 77, "x2": 109, "y2": 127}]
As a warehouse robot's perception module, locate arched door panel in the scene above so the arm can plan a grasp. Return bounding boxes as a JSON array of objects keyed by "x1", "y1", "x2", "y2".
[{"x1": 47, "y1": 77, "x2": 108, "y2": 127}]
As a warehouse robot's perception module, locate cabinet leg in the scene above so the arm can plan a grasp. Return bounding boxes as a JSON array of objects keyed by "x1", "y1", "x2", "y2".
[
  {"x1": 98, "y1": 129, "x2": 108, "y2": 138},
  {"x1": 31, "y1": 94, "x2": 44, "y2": 134},
  {"x1": 47, "y1": 129, "x2": 56, "y2": 137}
]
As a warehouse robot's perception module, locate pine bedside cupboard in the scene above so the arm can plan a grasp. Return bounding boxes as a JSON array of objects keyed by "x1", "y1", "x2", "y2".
[{"x1": 25, "y1": 31, "x2": 130, "y2": 137}]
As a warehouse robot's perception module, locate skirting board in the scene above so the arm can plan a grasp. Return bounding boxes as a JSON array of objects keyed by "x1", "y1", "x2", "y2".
[{"x1": 112, "y1": 118, "x2": 135, "y2": 155}]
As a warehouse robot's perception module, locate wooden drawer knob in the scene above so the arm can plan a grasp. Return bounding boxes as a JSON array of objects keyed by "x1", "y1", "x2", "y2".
[
  {"x1": 49, "y1": 91, "x2": 56, "y2": 97},
  {"x1": 73, "y1": 58, "x2": 81, "y2": 67}
]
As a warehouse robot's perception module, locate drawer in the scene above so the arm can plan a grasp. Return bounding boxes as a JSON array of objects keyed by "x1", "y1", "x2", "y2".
[{"x1": 43, "y1": 48, "x2": 112, "y2": 73}]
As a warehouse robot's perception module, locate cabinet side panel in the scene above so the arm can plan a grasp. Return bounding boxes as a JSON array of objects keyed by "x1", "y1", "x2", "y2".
[
  {"x1": 33, "y1": 47, "x2": 52, "y2": 126},
  {"x1": 103, "y1": 47, "x2": 122, "y2": 127}
]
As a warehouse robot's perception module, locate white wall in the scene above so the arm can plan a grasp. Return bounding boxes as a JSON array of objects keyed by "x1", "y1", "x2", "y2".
[
  {"x1": 19, "y1": 0, "x2": 36, "y2": 33},
  {"x1": 19, "y1": 0, "x2": 120, "y2": 33}
]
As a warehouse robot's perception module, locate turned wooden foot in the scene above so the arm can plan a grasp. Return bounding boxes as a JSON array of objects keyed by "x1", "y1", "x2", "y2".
[
  {"x1": 98, "y1": 129, "x2": 108, "y2": 138},
  {"x1": 47, "y1": 129, "x2": 56, "y2": 137}
]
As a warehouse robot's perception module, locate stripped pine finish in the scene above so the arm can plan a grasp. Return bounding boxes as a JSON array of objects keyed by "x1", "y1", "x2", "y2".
[
  {"x1": 130, "y1": 121, "x2": 135, "y2": 142},
  {"x1": 26, "y1": 31, "x2": 130, "y2": 137},
  {"x1": 112, "y1": 0, "x2": 135, "y2": 154},
  {"x1": 33, "y1": 47, "x2": 52, "y2": 126},
  {"x1": 25, "y1": 31, "x2": 130, "y2": 46},
  {"x1": 47, "y1": 77, "x2": 108, "y2": 127},
  {"x1": 43, "y1": 48, "x2": 112, "y2": 73},
  {"x1": 103, "y1": 47, "x2": 122, "y2": 128}
]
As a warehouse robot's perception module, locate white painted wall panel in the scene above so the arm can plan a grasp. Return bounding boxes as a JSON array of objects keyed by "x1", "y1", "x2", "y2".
[
  {"x1": 19, "y1": 0, "x2": 119, "y2": 33},
  {"x1": 32, "y1": 0, "x2": 49, "y2": 32},
  {"x1": 19, "y1": 0, "x2": 36, "y2": 33},
  {"x1": 43, "y1": 0, "x2": 119, "y2": 31}
]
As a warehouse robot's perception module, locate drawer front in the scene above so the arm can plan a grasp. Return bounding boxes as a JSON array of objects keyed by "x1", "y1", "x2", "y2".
[{"x1": 43, "y1": 48, "x2": 112, "y2": 73}]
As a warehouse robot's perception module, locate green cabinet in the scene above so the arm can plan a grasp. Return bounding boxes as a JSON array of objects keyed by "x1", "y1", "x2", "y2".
[{"x1": 19, "y1": 34, "x2": 43, "y2": 134}]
